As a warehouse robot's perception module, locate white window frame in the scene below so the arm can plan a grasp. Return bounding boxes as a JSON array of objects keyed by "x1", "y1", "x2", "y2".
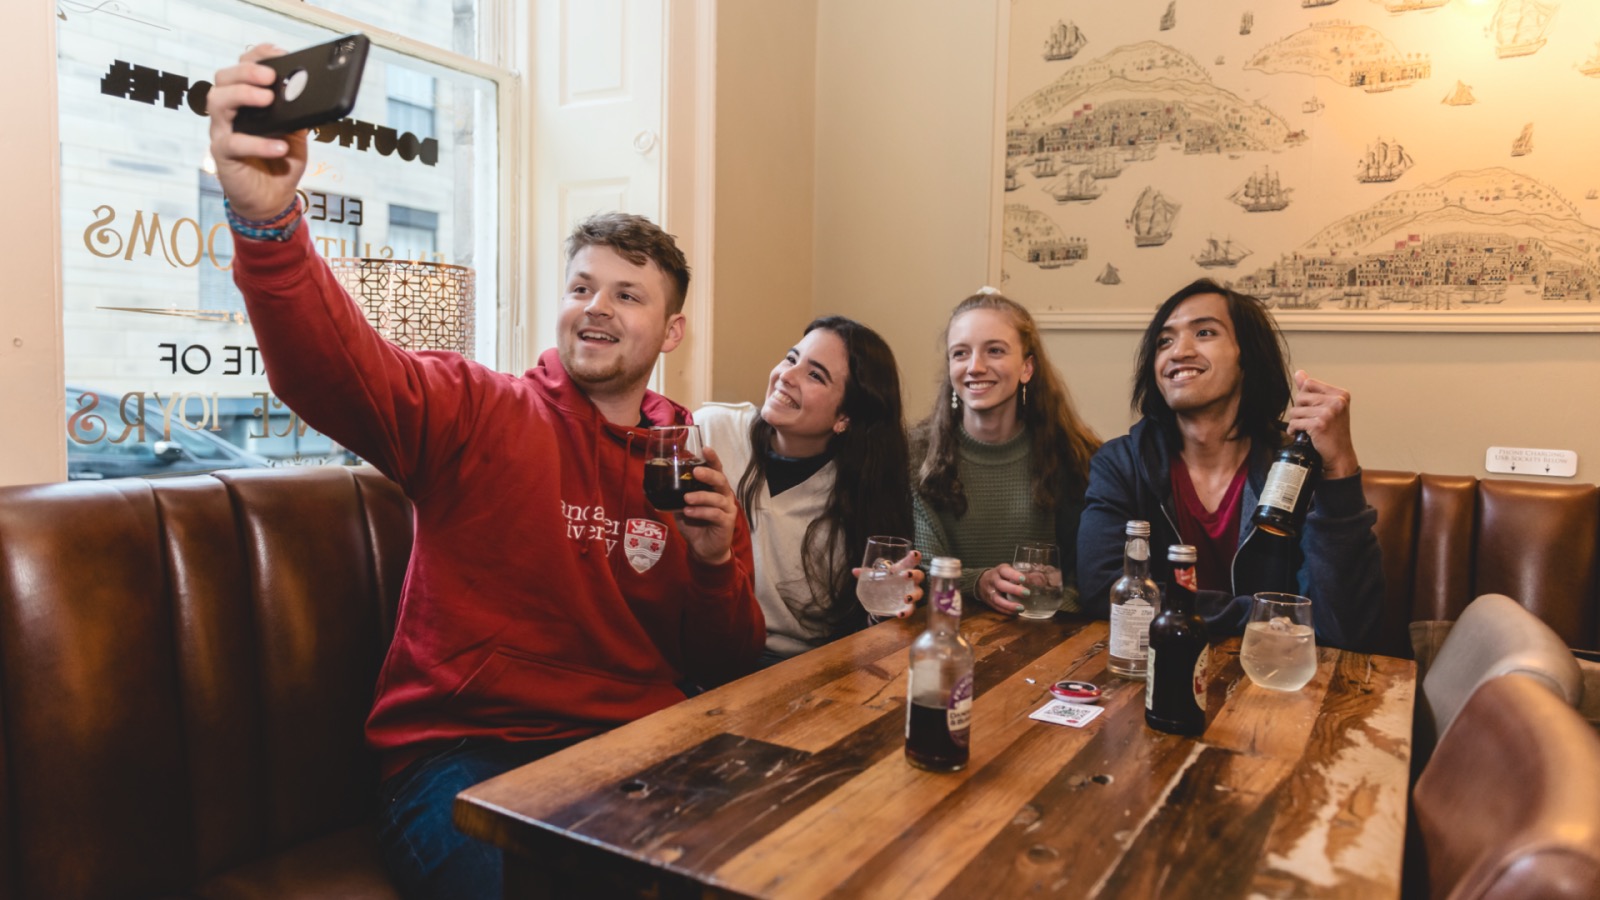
[{"x1": 237, "y1": 0, "x2": 525, "y2": 372}]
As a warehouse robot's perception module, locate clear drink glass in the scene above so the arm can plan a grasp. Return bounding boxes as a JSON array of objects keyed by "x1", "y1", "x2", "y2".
[
  {"x1": 1241, "y1": 592, "x2": 1318, "y2": 691},
  {"x1": 643, "y1": 425, "x2": 709, "y2": 512},
  {"x1": 1013, "y1": 541, "x2": 1063, "y2": 620},
  {"x1": 857, "y1": 536, "x2": 912, "y2": 617}
]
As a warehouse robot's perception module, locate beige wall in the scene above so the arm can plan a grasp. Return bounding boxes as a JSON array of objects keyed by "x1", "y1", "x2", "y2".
[
  {"x1": 0, "y1": 2, "x2": 65, "y2": 487},
  {"x1": 798, "y1": 0, "x2": 1600, "y2": 484},
  {"x1": 710, "y1": 0, "x2": 818, "y2": 404}
]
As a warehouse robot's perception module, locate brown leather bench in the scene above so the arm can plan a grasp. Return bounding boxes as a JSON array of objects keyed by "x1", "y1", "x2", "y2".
[
  {"x1": 1362, "y1": 470, "x2": 1600, "y2": 660},
  {"x1": 0, "y1": 466, "x2": 411, "y2": 900}
]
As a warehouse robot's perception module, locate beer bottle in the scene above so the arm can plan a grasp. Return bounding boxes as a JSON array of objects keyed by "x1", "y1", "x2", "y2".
[
  {"x1": 1108, "y1": 520, "x2": 1160, "y2": 680},
  {"x1": 1146, "y1": 544, "x2": 1210, "y2": 736},
  {"x1": 1252, "y1": 430, "x2": 1322, "y2": 538},
  {"x1": 905, "y1": 557, "x2": 974, "y2": 772}
]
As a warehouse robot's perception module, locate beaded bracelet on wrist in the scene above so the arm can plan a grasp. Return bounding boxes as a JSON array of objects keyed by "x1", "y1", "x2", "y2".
[{"x1": 224, "y1": 195, "x2": 304, "y2": 242}]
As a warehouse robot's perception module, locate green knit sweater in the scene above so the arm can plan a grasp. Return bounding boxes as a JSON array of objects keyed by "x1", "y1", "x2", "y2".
[{"x1": 912, "y1": 427, "x2": 1082, "y2": 611}]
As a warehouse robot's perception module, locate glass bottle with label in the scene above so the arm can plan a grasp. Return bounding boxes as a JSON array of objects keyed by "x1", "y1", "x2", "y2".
[
  {"x1": 1108, "y1": 520, "x2": 1160, "y2": 679},
  {"x1": 1252, "y1": 430, "x2": 1322, "y2": 538},
  {"x1": 905, "y1": 556, "x2": 974, "y2": 772},
  {"x1": 1146, "y1": 544, "x2": 1210, "y2": 736}
]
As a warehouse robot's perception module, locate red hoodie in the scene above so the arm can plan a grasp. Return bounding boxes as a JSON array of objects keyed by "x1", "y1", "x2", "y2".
[{"x1": 233, "y1": 227, "x2": 765, "y2": 779}]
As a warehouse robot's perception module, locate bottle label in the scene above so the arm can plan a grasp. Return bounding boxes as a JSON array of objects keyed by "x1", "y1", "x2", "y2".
[
  {"x1": 933, "y1": 584, "x2": 961, "y2": 616},
  {"x1": 948, "y1": 674, "x2": 973, "y2": 747},
  {"x1": 1192, "y1": 644, "x2": 1210, "y2": 711},
  {"x1": 1145, "y1": 647, "x2": 1156, "y2": 710},
  {"x1": 1259, "y1": 461, "x2": 1309, "y2": 512},
  {"x1": 1110, "y1": 600, "x2": 1154, "y2": 659},
  {"x1": 1174, "y1": 564, "x2": 1197, "y2": 594}
]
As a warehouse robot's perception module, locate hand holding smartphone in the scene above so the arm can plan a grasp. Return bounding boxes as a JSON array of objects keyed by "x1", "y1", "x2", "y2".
[{"x1": 233, "y1": 33, "x2": 370, "y2": 136}]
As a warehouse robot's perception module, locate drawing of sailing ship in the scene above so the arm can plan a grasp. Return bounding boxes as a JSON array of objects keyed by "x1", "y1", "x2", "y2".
[
  {"x1": 1441, "y1": 81, "x2": 1475, "y2": 105},
  {"x1": 1128, "y1": 187, "x2": 1179, "y2": 247},
  {"x1": 1302, "y1": 96, "x2": 1324, "y2": 114},
  {"x1": 1240, "y1": 12, "x2": 1253, "y2": 35},
  {"x1": 1051, "y1": 169, "x2": 1103, "y2": 203},
  {"x1": 1385, "y1": 0, "x2": 1448, "y2": 11},
  {"x1": 1194, "y1": 236, "x2": 1251, "y2": 268},
  {"x1": 1356, "y1": 138, "x2": 1414, "y2": 183},
  {"x1": 1580, "y1": 44, "x2": 1600, "y2": 77},
  {"x1": 1004, "y1": 165, "x2": 1020, "y2": 192},
  {"x1": 1511, "y1": 122, "x2": 1533, "y2": 157},
  {"x1": 1275, "y1": 292, "x2": 1323, "y2": 310},
  {"x1": 1033, "y1": 154, "x2": 1058, "y2": 178},
  {"x1": 1229, "y1": 168, "x2": 1292, "y2": 212},
  {"x1": 1215, "y1": 55, "x2": 1226, "y2": 66},
  {"x1": 1088, "y1": 150, "x2": 1123, "y2": 179},
  {"x1": 1490, "y1": 0, "x2": 1555, "y2": 59},
  {"x1": 1302, "y1": 0, "x2": 1339, "y2": 7},
  {"x1": 1587, "y1": 189, "x2": 1599, "y2": 200},
  {"x1": 1160, "y1": 2, "x2": 1176, "y2": 31},
  {"x1": 1096, "y1": 263, "x2": 1122, "y2": 285},
  {"x1": 1043, "y1": 20, "x2": 1087, "y2": 61}
]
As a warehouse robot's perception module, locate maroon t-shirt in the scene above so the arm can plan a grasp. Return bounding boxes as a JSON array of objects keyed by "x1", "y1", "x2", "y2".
[{"x1": 1170, "y1": 460, "x2": 1250, "y2": 592}]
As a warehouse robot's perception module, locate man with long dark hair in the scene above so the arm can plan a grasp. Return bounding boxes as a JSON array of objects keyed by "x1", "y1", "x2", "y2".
[{"x1": 1076, "y1": 279, "x2": 1383, "y2": 650}]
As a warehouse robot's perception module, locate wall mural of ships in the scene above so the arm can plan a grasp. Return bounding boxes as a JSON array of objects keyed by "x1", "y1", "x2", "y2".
[
  {"x1": 1490, "y1": 0, "x2": 1555, "y2": 59},
  {"x1": 1385, "y1": 0, "x2": 1449, "y2": 11},
  {"x1": 1580, "y1": 44, "x2": 1600, "y2": 77},
  {"x1": 1240, "y1": 12, "x2": 1253, "y2": 36},
  {"x1": 1230, "y1": 168, "x2": 1293, "y2": 212},
  {"x1": 1096, "y1": 263, "x2": 1122, "y2": 285},
  {"x1": 1511, "y1": 122, "x2": 1533, "y2": 157},
  {"x1": 1043, "y1": 20, "x2": 1087, "y2": 61},
  {"x1": 1194, "y1": 236, "x2": 1251, "y2": 268},
  {"x1": 1128, "y1": 187, "x2": 1180, "y2": 247},
  {"x1": 1160, "y1": 2, "x2": 1176, "y2": 31},
  {"x1": 1052, "y1": 169, "x2": 1103, "y2": 203},
  {"x1": 1441, "y1": 80, "x2": 1475, "y2": 105},
  {"x1": 1357, "y1": 138, "x2": 1414, "y2": 183}
]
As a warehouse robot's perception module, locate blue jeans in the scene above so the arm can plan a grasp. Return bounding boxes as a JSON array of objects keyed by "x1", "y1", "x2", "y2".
[{"x1": 376, "y1": 738, "x2": 575, "y2": 900}]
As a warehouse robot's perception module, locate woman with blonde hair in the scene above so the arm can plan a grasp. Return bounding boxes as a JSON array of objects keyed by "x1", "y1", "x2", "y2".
[{"x1": 912, "y1": 289, "x2": 1100, "y2": 613}]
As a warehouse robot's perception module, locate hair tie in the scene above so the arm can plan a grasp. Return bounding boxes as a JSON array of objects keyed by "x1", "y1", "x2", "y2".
[{"x1": 975, "y1": 285, "x2": 1001, "y2": 296}]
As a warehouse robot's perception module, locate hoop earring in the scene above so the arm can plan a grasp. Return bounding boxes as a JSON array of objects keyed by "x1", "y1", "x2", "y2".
[{"x1": 950, "y1": 390, "x2": 959, "y2": 411}]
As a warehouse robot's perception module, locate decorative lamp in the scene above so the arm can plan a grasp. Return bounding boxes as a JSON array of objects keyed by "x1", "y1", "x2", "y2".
[{"x1": 328, "y1": 257, "x2": 476, "y2": 354}]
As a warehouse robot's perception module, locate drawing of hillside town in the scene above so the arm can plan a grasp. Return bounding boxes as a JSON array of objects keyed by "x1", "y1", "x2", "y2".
[{"x1": 1001, "y1": 0, "x2": 1600, "y2": 322}]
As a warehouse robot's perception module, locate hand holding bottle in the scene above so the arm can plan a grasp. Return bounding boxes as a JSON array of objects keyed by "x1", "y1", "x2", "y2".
[{"x1": 1286, "y1": 370, "x2": 1359, "y2": 480}]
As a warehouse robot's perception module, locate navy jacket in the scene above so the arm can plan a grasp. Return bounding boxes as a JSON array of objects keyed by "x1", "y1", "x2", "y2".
[{"x1": 1076, "y1": 418, "x2": 1384, "y2": 651}]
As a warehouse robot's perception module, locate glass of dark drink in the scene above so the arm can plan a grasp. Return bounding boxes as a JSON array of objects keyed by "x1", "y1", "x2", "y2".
[{"x1": 644, "y1": 425, "x2": 711, "y2": 511}]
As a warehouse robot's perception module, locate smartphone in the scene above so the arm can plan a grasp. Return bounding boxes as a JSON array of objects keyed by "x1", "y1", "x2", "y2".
[{"x1": 233, "y1": 33, "x2": 370, "y2": 136}]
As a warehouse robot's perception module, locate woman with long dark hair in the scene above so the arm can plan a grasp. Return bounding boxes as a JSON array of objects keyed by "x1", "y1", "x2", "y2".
[
  {"x1": 913, "y1": 290, "x2": 1101, "y2": 613},
  {"x1": 698, "y1": 316, "x2": 919, "y2": 664}
]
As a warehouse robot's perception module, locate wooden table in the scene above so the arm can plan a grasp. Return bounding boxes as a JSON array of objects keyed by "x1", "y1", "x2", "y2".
[{"x1": 455, "y1": 612, "x2": 1416, "y2": 899}]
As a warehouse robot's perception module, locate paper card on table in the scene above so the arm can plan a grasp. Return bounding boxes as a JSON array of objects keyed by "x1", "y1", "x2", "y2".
[{"x1": 1029, "y1": 700, "x2": 1105, "y2": 728}]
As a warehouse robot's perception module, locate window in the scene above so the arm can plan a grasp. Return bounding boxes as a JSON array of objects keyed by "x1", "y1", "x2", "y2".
[
  {"x1": 389, "y1": 205, "x2": 439, "y2": 256},
  {"x1": 387, "y1": 66, "x2": 437, "y2": 142},
  {"x1": 57, "y1": 0, "x2": 514, "y2": 479}
]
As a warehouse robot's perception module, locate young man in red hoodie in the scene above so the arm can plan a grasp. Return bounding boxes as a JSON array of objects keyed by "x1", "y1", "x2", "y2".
[{"x1": 207, "y1": 46, "x2": 765, "y2": 898}]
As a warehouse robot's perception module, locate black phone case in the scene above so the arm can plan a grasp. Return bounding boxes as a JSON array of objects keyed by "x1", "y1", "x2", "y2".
[{"x1": 233, "y1": 33, "x2": 370, "y2": 136}]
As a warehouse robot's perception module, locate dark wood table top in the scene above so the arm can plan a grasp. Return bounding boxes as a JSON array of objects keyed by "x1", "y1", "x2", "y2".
[{"x1": 455, "y1": 611, "x2": 1416, "y2": 899}]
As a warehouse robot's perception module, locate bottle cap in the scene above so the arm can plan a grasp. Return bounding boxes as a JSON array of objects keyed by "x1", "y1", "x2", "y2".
[
  {"x1": 1167, "y1": 544, "x2": 1197, "y2": 563},
  {"x1": 1050, "y1": 680, "x2": 1102, "y2": 703},
  {"x1": 1125, "y1": 520, "x2": 1151, "y2": 537},
  {"x1": 930, "y1": 556, "x2": 961, "y2": 578}
]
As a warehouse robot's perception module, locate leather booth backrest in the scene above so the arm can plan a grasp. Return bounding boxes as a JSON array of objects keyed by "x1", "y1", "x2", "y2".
[
  {"x1": 1413, "y1": 672, "x2": 1600, "y2": 899},
  {"x1": 1362, "y1": 470, "x2": 1600, "y2": 653},
  {"x1": 0, "y1": 467, "x2": 411, "y2": 900}
]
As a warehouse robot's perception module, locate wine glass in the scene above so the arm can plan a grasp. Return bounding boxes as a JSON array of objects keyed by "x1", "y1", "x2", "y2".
[
  {"x1": 1013, "y1": 541, "x2": 1063, "y2": 620},
  {"x1": 643, "y1": 425, "x2": 708, "y2": 511},
  {"x1": 1241, "y1": 592, "x2": 1317, "y2": 691},
  {"x1": 856, "y1": 536, "x2": 912, "y2": 617}
]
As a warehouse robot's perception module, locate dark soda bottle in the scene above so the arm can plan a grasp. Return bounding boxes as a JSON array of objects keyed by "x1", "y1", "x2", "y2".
[
  {"x1": 905, "y1": 557, "x2": 974, "y2": 772},
  {"x1": 1146, "y1": 544, "x2": 1210, "y2": 736},
  {"x1": 1252, "y1": 430, "x2": 1321, "y2": 538}
]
